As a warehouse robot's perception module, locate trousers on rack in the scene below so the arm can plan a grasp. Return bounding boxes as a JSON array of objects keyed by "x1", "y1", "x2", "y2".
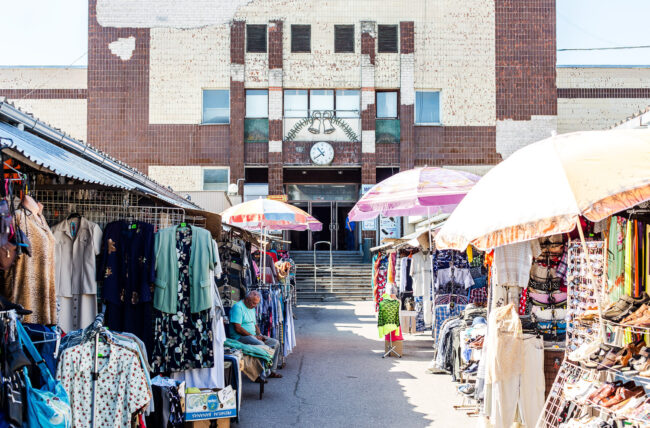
[
  {"x1": 487, "y1": 336, "x2": 545, "y2": 428},
  {"x1": 400, "y1": 314, "x2": 416, "y2": 334}
]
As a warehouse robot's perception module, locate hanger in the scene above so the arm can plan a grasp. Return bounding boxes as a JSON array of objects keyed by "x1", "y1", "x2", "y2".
[{"x1": 67, "y1": 212, "x2": 81, "y2": 220}]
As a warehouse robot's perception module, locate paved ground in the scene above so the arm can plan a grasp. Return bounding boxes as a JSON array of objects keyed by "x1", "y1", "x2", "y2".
[{"x1": 239, "y1": 301, "x2": 476, "y2": 427}]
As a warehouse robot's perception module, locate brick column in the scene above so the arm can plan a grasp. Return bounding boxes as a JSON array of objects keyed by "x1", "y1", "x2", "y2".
[
  {"x1": 360, "y1": 21, "x2": 377, "y2": 241},
  {"x1": 360, "y1": 21, "x2": 376, "y2": 186},
  {"x1": 230, "y1": 21, "x2": 246, "y2": 193},
  {"x1": 268, "y1": 20, "x2": 284, "y2": 195},
  {"x1": 399, "y1": 21, "x2": 415, "y2": 170}
]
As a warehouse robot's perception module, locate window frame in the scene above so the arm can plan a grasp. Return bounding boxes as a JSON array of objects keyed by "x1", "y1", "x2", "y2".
[
  {"x1": 375, "y1": 90, "x2": 400, "y2": 119},
  {"x1": 283, "y1": 88, "x2": 363, "y2": 118},
  {"x1": 291, "y1": 24, "x2": 311, "y2": 53},
  {"x1": 245, "y1": 89, "x2": 269, "y2": 118},
  {"x1": 202, "y1": 167, "x2": 230, "y2": 191},
  {"x1": 246, "y1": 24, "x2": 267, "y2": 53},
  {"x1": 414, "y1": 90, "x2": 442, "y2": 125},
  {"x1": 334, "y1": 25, "x2": 355, "y2": 53},
  {"x1": 377, "y1": 25, "x2": 399, "y2": 53},
  {"x1": 201, "y1": 89, "x2": 230, "y2": 125}
]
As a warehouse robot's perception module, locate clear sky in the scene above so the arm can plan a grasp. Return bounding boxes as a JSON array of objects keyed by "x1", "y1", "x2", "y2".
[{"x1": 1, "y1": 0, "x2": 649, "y2": 66}]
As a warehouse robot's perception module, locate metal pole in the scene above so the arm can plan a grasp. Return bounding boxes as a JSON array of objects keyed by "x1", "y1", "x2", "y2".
[
  {"x1": 314, "y1": 248, "x2": 317, "y2": 292},
  {"x1": 329, "y1": 242, "x2": 333, "y2": 293}
]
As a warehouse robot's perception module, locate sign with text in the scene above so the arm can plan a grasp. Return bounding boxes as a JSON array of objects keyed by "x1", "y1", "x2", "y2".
[
  {"x1": 379, "y1": 215, "x2": 401, "y2": 241},
  {"x1": 360, "y1": 184, "x2": 377, "y2": 231},
  {"x1": 267, "y1": 195, "x2": 288, "y2": 202}
]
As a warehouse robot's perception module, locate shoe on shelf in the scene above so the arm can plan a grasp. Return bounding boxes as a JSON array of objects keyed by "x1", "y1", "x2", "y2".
[
  {"x1": 601, "y1": 385, "x2": 645, "y2": 408},
  {"x1": 569, "y1": 340, "x2": 601, "y2": 363},
  {"x1": 622, "y1": 304, "x2": 650, "y2": 324},
  {"x1": 596, "y1": 347, "x2": 624, "y2": 371},
  {"x1": 583, "y1": 344, "x2": 614, "y2": 369}
]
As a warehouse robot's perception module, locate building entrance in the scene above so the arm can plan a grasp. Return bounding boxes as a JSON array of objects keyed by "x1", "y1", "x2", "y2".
[{"x1": 288, "y1": 199, "x2": 358, "y2": 251}]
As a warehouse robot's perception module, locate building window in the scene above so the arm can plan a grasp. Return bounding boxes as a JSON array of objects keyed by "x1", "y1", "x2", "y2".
[
  {"x1": 415, "y1": 91, "x2": 441, "y2": 124},
  {"x1": 202, "y1": 90, "x2": 229, "y2": 124},
  {"x1": 246, "y1": 24, "x2": 267, "y2": 53},
  {"x1": 335, "y1": 90, "x2": 360, "y2": 117},
  {"x1": 310, "y1": 90, "x2": 334, "y2": 115},
  {"x1": 203, "y1": 168, "x2": 229, "y2": 191},
  {"x1": 284, "y1": 90, "x2": 308, "y2": 117},
  {"x1": 378, "y1": 25, "x2": 398, "y2": 53},
  {"x1": 376, "y1": 91, "x2": 398, "y2": 118},
  {"x1": 246, "y1": 89, "x2": 268, "y2": 118},
  {"x1": 291, "y1": 25, "x2": 311, "y2": 53},
  {"x1": 334, "y1": 25, "x2": 354, "y2": 53}
]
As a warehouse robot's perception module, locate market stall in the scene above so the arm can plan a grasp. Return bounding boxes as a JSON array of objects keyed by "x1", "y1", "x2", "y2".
[{"x1": 434, "y1": 129, "x2": 650, "y2": 427}]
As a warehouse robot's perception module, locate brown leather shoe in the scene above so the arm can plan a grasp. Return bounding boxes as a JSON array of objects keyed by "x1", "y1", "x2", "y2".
[
  {"x1": 601, "y1": 385, "x2": 645, "y2": 408},
  {"x1": 622, "y1": 304, "x2": 650, "y2": 324}
]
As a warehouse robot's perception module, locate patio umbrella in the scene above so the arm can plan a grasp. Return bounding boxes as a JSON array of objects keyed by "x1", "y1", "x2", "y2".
[
  {"x1": 220, "y1": 198, "x2": 322, "y2": 231},
  {"x1": 347, "y1": 167, "x2": 481, "y2": 221},
  {"x1": 435, "y1": 129, "x2": 650, "y2": 251},
  {"x1": 220, "y1": 198, "x2": 322, "y2": 285}
]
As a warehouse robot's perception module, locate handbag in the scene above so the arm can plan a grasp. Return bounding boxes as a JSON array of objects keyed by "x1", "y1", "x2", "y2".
[
  {"x1": 0, "y1": 242, "x2": 17, "y2": 271},
  {"x1": 16, "y1": 321, "x2": 71, "y2": 428}
]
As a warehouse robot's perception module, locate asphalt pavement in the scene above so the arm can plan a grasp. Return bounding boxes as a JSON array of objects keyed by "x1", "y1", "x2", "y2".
[{"x1": 238, "y1": 301, "x2": 475, "y2": 427}]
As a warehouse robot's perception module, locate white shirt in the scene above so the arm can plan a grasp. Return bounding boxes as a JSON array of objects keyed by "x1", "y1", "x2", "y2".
[
  {"x1": 410, "y1": 252, "x2": 432, "y2": 297},
  {"x1": 493, "y1": 239, "x2": 542, "y2": 288}
]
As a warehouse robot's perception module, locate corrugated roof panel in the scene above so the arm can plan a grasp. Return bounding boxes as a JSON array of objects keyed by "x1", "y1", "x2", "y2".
[{"x1": 0, "y1": 122, "x2": 153, "y2": 194}]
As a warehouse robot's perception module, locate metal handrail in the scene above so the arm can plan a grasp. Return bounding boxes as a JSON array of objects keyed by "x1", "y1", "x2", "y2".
[{"x1": 313, "y1": 241, "x2": 334, "y2": 293}]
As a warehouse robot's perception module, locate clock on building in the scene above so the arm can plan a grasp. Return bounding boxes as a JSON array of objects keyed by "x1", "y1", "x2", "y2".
[{"x1": 310, "y1": 142, "x2": 334, "y2": 165}]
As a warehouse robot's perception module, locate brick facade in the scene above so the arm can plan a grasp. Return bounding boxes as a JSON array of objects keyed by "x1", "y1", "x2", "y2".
[{"x1": 87, "y1": 0, "x2": 230, "y2": 173}]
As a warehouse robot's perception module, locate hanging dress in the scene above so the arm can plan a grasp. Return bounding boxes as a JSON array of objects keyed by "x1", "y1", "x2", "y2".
[{"x1": 151, "y1": 227, "x2": 214, "y2": 373}]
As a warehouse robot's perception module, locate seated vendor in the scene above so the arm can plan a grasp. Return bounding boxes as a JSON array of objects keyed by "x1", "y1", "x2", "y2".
[{"x1": 229, "y1": 291, "x2": 283, "y2": 379}]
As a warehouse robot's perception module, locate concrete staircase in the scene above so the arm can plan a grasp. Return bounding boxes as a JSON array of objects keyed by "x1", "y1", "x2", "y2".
[{"x1": 291, "y1": 251, "x2": 373, "y2": 302}]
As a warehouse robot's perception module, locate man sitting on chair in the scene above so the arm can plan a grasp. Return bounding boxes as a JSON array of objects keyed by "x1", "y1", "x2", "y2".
[{"x1": 229, "y1": 291, "x2": 283, "y2": 378}]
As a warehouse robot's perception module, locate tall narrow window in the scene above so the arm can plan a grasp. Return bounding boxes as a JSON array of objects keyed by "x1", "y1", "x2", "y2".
[
  {"x1": 202, "y1": 90, "x2": 230, "y2": 124},
  {"x1": 378, "y1": 25, "x2": 398, "y2": 53},
  {"x1": 415, "y1": 91, "x2": 441, "y2": 124},
  {"x1": 310, "y1": 90, "x2": 334, "y2": 115},
  {"x1": 334, "y1": 25, "x2": 354, "y2": 53},
  {"x1": 246, "y1": 25, "x2": 267, "y2": 53},
  {"x1": 335, "y1": 90, "x2": 360, "y2": 117},
  {"x1": 284, "y1": 90, "x2": 308, "y2": 117},
  {"x1": 291, "y1": 25, "x2": 311, "y2": 53},
  {"x1": 376, "y1": 91, "x2": 398, "y2": 118},
  {"x1": 246, "y1": 90, "x2": 268, "y2": 118}
]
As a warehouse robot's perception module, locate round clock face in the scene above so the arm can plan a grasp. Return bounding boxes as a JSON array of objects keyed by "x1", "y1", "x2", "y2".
[{"x1": 310, "y1": 142, "x2": 334, "y2": 165}]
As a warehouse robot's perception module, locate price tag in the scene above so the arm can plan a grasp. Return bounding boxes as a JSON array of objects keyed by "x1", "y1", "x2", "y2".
[{"x1": 218, "y1": 385, "x2": 235, "y2": 404}]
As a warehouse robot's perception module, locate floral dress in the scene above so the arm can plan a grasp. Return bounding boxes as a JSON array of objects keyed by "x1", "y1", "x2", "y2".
[{"x1": 151, "y1": 227, "x2": 214, "y2": 373}]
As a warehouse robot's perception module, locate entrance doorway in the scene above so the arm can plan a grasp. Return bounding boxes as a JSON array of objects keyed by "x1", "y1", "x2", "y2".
[{"x1": 287, "y1": 200, "x2": 358, "y2": 251}]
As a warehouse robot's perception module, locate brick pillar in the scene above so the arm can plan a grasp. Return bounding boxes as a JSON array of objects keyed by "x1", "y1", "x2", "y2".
[
  {"x1": 399, "y1": 21, "x2": 415, "y2": 170},
  {"x1": 268, "y1": 20, "x2": 284, "y2": 196},
  {"x1": 230, "y1": 21, "x2": 246, "y2": 194},
  {"x1": 361, "y1": 21, "x2": 377, "y2": 241},
  {"x1": 360, "y1": 21, "x2": 376, "y2": 186}
]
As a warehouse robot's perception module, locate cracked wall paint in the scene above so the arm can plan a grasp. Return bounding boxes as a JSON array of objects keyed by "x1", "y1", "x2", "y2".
[
  {"x1": 108, "y1": 37, "x2": 136, "y2": 60},
  {"x1": 146, "y1": 0, "x2": 496, "y2": 125},
  {"x1": 97, "y1": 0, "x2": 254, "y2": 28}
]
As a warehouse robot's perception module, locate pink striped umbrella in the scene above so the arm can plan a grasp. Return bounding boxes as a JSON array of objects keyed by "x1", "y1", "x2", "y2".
[
  {"x1": 220, "y1": 198, "x2": 323, "y2": 231},
  {"x1": 348, "y1": 167, "x2": 480, "y2": 221}
]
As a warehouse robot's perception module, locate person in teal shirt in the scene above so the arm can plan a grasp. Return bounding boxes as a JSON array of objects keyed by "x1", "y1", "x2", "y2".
[{"x1": 229, "y1": 291, "x2": 283, "y2": 378}]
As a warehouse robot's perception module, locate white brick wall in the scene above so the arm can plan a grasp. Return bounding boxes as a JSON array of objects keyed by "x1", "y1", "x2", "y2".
[
  {"x1": 149, "y1": 26, "x2": 230, "y2": 124},
  {"x1": 558, "y1": 98, "x2": 650, "y2": 134},
  {"x1": 496, "y1": 115, "x2": 557, "y2": 159},
  {"x1": 148, "y1": 165, "x2": 203, "y2": 190},
  {"x1": 0, "y1": 67, "x2": 86, "y2": 89},
  {"x1": 144, "y1": 0, "x2": 496, "y2": 125},
  {"x1": 8, "y1": 99, "x2": 87, "y2": 142},
  {"x1": 557, "y1": 67, "x2": 650, "y2": 89}
]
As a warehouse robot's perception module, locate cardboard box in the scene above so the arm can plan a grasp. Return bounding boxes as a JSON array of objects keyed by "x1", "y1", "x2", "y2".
[
  {"x1": 184, "y1": 386, "x2": 236, "y2": 421},
  {"x1": 185, "y1": 419, "x2": 230, "y2": 428},
  {"x1": 385, "y1": 339, "x2": 403, "y2": 356}
]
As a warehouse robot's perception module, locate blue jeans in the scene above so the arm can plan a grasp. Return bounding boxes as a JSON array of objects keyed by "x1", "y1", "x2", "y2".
[{"x1": 238, "y1": 335, "x2": 280, "y2": 371}]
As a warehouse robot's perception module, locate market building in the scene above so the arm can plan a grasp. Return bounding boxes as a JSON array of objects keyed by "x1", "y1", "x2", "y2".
[{"x1": 1, "y1": 0, "x2": 650, "y2": 251}]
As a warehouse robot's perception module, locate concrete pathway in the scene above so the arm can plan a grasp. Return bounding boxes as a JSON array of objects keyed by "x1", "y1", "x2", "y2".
[{"x1": 239, "y1": 301, "x2": 476, "y2": 427}]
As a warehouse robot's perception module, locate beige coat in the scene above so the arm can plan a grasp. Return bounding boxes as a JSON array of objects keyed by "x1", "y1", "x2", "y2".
[{"x1": 2, "y1": 209, "x2": 57, "y2": 324}]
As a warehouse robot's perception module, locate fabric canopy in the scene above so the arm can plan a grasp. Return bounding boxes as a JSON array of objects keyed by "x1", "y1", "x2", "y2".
[
  {"x1": 220, "y1": 198, "x2": 322, "y2": 231},
  {"x1": 435, "y1": 130, "x2": 650, "y2": 250},
  {"x1": 348, "y1": 167, "x2": 480, "y2": 221}
]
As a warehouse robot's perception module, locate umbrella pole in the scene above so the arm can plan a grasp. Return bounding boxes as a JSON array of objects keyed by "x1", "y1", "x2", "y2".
[
  {"x1": 576, "y1": 219, "x2": 606, "y2": 342},
  {"x1": 262, "y1": 226, "x2": 267, "y2": 286}
]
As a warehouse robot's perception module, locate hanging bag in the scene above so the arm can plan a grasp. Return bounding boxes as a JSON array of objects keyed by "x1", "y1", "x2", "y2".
[{"x1": 16, "y1": 321, "x2": 71, "y2": 428}]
